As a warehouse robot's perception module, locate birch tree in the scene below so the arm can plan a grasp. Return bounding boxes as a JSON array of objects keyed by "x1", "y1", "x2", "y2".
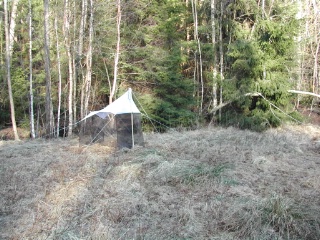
[
  {"x1": 43, "y1": 0, "x2": 53, "y2": 137},
  {"x1": 63, "y1": 0, "x2": 74, "y2": 136},
  {"x1": 218, "y1": 0, "x2": 224, "y2": 119},
  {"x1": 4, "y1": 0, "x2": 20, "y2": 140},
  {"x1": 295, "y1": 0, "x2": 319, "y2": 106},
  {"x1": 54, "y1": 0, "x2": 62, "y2": 137},
  {"x1": 311, "y1": 0, "x2": 319, "y2": 94},
  {"x1": 83, "y1": 0, "x2": 94, "y2": 117},
  {"x1": 29, "y1": 0, "x2": 35, "y2": 138},
  {"x1": 211, "y1": 0, "x2": 218, "y2": 110},
  {"x1": 109, "y1": 0, "x2": 121, "y2": 104},
  {"x1": 79, "y1": 0, "x2": 88, "y2": 119},
  {"x1": 191, "y1": 0, "x2": 203, "y2": 115},
  {"x1": 72, "y1": 1, "x2": 77, "y2": 125}
]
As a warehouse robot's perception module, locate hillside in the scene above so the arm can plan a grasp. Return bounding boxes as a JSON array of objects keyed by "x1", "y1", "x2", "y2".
[{"x1": 1, "y1": 125, "x2": 320, "y2": 239}]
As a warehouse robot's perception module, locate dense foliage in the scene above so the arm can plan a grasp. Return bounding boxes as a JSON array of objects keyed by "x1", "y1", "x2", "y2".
[{"x1": 0, "y1": 0, "x2": 319, "y2": 135}]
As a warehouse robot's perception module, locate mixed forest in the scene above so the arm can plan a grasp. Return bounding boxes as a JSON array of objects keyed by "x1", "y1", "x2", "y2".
[{"x1": 0, "y1": 0, "x2": 319, "y2": 139}]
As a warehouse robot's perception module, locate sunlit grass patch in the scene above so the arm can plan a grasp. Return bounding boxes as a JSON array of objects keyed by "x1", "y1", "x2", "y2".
[
  {"x1": 221, "y1": 194, "x2": 320, "y2": 239},
  {"x1": 182, "y1": 163, "x2": 233, "y2": 185},
  {"x1": 146, "y1": 158, "x2": 232, "y2": 186}
]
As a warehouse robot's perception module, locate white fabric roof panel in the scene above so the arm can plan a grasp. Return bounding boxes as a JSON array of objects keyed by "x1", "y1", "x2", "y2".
[{"x1": 82, "y1": 88, "x2": 140, "y2": 121}]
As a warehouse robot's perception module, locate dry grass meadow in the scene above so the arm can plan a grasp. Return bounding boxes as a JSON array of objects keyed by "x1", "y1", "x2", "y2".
[{"x1": 1, "y1": 124, "x2": 320, "y2": 239}]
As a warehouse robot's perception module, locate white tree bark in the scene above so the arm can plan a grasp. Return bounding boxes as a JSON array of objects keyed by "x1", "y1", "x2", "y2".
[
  {"x1": 29, "y1": 0, "x2": 35, "y2": 138},
  {"x1": 79, "y1": 0, "x2": 87, "y2": 59},
  {"x1": 191, "y1": 0, "x2": 204, "y2": 115},
  {"x1": 218, "y1": 0, "x2": 224, "y2": 120},
  {"x1": 298, "y1": 0, "x2": 320, "y2": 96},
  {"x1": 4, "y1": 0, "x2": 20, "y2": 140},
  {"x1": 79, "y1": 0, "x2": 88, "y2": 119},
  {"x1": 54, "y1": 1, "x2": 62, "y2": 137},
  {"x1": 79, "y1": 0, "x2": 87, "y2": 119},
  {"x1": 288, "y1": 90, "x2": 320, "y2": 98},
  {"x1": 72, "y1": 1, "x2": 77, "y2": 125},
  {"x1": 312, "y1": 0, "x2": 319, "y2": 94},
  {"x1": 63, "y1": 0, "x2": 74, "y2": 136},
  {"x1": 83, "y1": 0, "x2": 94, "y2": 117},
  {"x1": 43, "y1": 0, "x2": 53, "y2": 137},
  {"x1": 109, "y1": 0, "x2": 121, "y2": 104},
  {"x1": 211, "y1": 0, "x2": 218, "y2": 109}
]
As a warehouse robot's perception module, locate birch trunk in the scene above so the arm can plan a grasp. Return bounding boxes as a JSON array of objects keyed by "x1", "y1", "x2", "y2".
[
  {"x1": 191, "y1": 0, "x2": 197, "y2": 101},
  {"x1": 79, "y1": 0, "x2": 88, "y2": 119},
  {"x1": 43, "y1": 0, "x2": 53, "y2": 137},
  {"x1": 311, "y1": 0, "x2": 319, "y2": 94},
  {"x1": 54, "y1": 1, "x2": 62, "y2": 137},
  {"x1": 4, "y1": 0, "x2": 20, "y2": 140},
  {"x1": 219, "y1": 0, "x2": 224, "y2": 120},
  {"x1": 83, "y1": 0, "x2": 94, "y2": 117},
  {"x1": 72, "y1": 1, "x2": 77, "y2": 124},
  {"x1": 191, "y1": 0, "x2": 204, "y2": 115},
  {"x1": 63, "y1": 0, "x2": 74, "y2": 136},
  {"x1": 109, "y1": 0, "x2": 121, "y2": 104},
  {"x1": 211, "y1": 0, "x2": 218, "y2": 109},
  {"x1": 29, "y1": 0, "x2": 35, "y2": 138}
]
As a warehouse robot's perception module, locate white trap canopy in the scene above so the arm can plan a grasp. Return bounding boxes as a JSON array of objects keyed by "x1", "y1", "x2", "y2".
[{"x1": 79, "y1": 88, "x2": 144, "y2": 149}]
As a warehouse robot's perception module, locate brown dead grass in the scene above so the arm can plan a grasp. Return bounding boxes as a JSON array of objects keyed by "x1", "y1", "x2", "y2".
[
  {"x1": 0, "y1": 124, "x2": 320, "y2": 239},
  {"x1": 0, "y1": 127, "x2": 30, "y2": 140}
]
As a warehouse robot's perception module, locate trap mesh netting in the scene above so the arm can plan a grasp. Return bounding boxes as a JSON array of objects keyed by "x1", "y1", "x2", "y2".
[
  {"x1": 79, "y1": 89, "x2": 144, "y2": 149},
  {"x1": 79, "y1": 113, "x2": 144, "y2": 149},
  {"x1": 79, "y1": 114, "x2": 116, "y2": 146}
]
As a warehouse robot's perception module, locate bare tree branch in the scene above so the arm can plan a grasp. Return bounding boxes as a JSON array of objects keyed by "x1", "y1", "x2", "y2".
[{"x1": 288, "y1": 90, "x2": 320, "y2": 98}]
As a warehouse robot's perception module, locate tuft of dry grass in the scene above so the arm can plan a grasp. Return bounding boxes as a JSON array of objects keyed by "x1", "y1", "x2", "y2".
[
  {"x1": 1, "y1": 124, "x2": 320, "y2": 239},
  {"x1": 0, "y1": 127, "x2": 30, "y2": 140}
]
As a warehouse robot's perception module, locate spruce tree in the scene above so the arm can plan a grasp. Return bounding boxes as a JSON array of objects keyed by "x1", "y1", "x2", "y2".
[{"x1": 220, "y1": 0, "x2": 299, "y2": 131}]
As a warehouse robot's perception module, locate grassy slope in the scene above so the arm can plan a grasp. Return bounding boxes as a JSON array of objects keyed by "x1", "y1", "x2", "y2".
[{"x1": 0, "y1": 125, "x2": 320, "y2": 239}]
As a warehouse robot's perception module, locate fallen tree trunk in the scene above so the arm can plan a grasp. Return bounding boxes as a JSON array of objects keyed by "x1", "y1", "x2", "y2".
[
  {"x1": 209, "y1": 92, "x2": 261, "y2": 113},
  {"x1": 209, "y1": 101, "x2": 232, "y2": 113},
  {"x1": 288, "y1": 90, "x2": 320, "y2": 98},
  {"x1": 209, "y1": 90, "x2": 320, "y2": 114}
]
